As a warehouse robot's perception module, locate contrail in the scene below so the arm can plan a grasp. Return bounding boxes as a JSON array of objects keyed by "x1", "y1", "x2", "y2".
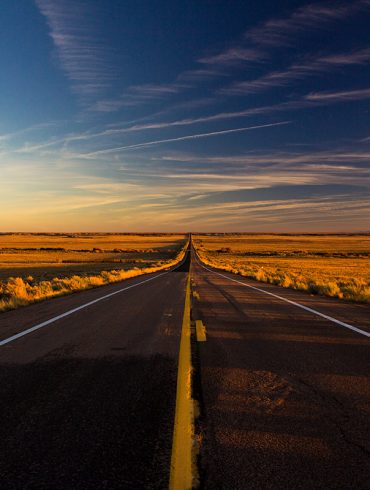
[{"x1": 85, "y1": 121, "x2": 291, "y2": 156}]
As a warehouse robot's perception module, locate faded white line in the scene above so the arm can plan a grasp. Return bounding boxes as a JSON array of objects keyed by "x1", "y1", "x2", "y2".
[
  {"x1": 193, "y1": 252, "x2": 370, "y2": 339},
  {"x1": 0, "y1": 256, "x2": 187, "y2": 347}
]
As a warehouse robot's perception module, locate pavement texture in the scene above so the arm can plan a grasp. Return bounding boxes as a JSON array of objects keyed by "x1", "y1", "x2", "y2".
[
  {"x1": 1, "y1": 249, "x2": 370, "y2": 489},
  {"x1": 191, "y1": 255, "x2": 370, "y2": 490},
  {"x1": 0, "y1": 255, "x2": 190, "y2": 489}
]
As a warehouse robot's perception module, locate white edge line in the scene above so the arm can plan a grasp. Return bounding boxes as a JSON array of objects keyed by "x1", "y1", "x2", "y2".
[
  {"x1": 0, "y1": 253, "x2": 189, "y2": 347},
  {"x1": 193, "y1": 251, "x2": 370, "y2": 339}
]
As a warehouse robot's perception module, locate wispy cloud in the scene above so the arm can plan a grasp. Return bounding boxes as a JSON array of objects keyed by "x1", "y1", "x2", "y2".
[
  {"x1": 0, "y1": 122, "x2": 58, "y2": 143},
  {"x1": 78, "y1": 1, "x2": 370, "y2": 114},
  {"x1": 36, "y1": 0, "x2": 118, "y2": 98},
  {"x1": 3, "y1": 102, "x2": 298, "y2": 156},
  {"x1": 198, "y1": 47, "x2": 266, "y2": 66},
  {"x1": 117, "y1": 194, "x2": 370, "y2": 231},
  {"x1": 90, "y1": 82, "x2": 187, "y2": 112},
  {"x1": 3, "y1": 146, "x2": 368, "y2": 231},
  {"x1": 83, "y1": 121, "x2": 291, "y2": 156},
  {"x1": 90, "y1": 102, "x2": 299, "y2": 137},
  {"x1": 305, "y1": 87, "x2": 370, "y2": 101},
  {"x1": 91, "y1": 68, "x2": 225, "y2": 114},
  {"x1": 100, "y1": 97, "x2": 320, "y2": 136},
  {"x1": 220, "y1": 48, "x2": 370, "y2": 95},
  {"x1": 245, "y1": 0, "x2": 370, "y2": 47},
  {"x1": 176, "y1": 69, "x2": 227, "y2": 82},
  {"x1": 9, "y1": 83, "x2": 370, "y2": 158},
  {"x1": 190, "y1": 1, "x2": 370, "y2": 77},
  {"x1": 155, "y1": 149, "x2": 370, "y2": 169},
  {"x1": 127, "y1": 83, "x2": 185, "y2": 98}
]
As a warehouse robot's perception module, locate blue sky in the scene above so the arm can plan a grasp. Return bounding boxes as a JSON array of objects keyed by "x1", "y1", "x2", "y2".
[{"x1": 1, "y1": 0, "x2": 370, "y2": 231}]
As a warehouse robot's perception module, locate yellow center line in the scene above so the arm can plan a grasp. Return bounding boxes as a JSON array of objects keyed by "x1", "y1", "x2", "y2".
[{"x1": 169, "y1": 272, "x2": 199, "y2": 489}]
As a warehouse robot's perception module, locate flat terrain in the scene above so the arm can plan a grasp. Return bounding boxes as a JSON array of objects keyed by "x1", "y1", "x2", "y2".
[
  {"x1": 194, "y1": 233, "x2": 370, "y2": 254},
  {"x1": 194, "y1": 234, "x2": 370, "y2": 303},
  {"x1": 0, "y1": 233, "x2": 186, "y2": 281},
  {"x1": 0, "y1": 234, "x2": 187, "y2": 313},
  {"x1": 1, "y1": 244, "x2": 369, "y2": 489}
]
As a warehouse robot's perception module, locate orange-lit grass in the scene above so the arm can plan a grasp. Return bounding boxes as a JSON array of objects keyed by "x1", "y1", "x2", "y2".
[
  {"x1": 193, "y1": 235, "x2": 370, "y2": 304},
  {"x1": 0, "y1": 233, "x2": 185, "y2": 250},
  {"x1": 0, "y1": 234, "x2": 186, "y2": 281},
  {"x1": 0, "y1": 238, "x2": 188, "y2": 313},
  {"x1": 194, "y1": 234, "x2": 370, "y2": 255}
]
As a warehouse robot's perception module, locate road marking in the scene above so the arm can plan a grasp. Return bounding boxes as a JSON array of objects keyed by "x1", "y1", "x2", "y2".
[
  {"x1": 169, "y1": 273, "x2": 198, "y2": 489},
  {"x1": 0, "y1": 256, "x2": 188, "y2": 347},
  {"x1": 195, "y1": 320, "x2": 207, "y2": 342},
  {"x1": 194, "y1": 254, "x2": 370, "y2": 339},
  {"x1": 193, "y1": 291, "x2": 200, "y2": 300}
]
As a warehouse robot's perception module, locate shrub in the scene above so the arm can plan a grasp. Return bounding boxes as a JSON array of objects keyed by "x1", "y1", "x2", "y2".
[
  {"x1": 0, "y1": 239, "x2": 189, "y2": 313},
  {"x1": 194, "y1": 245, "x2": 370, "y2": 305}
]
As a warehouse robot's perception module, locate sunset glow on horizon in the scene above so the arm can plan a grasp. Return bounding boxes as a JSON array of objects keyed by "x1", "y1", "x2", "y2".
[{"x1": 1, "y1": 1, "x2": 370, "y2": 232}]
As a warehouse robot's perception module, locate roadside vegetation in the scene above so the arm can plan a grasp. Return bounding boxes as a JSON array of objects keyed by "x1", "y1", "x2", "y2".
[
  {"x1": 193, "y1": 234, "x2": 370, "y2": 304},
  {"x1": 0, "y1": 233, "x2": 188, "y2": 312}
]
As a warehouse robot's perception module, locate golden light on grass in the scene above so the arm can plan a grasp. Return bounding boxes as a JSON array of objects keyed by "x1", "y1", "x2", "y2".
[
  {"x1": 193, "y1": 234, "x2": 370, "y2": 304},
  {"x1": 0, "y1": 234, "x2": 188, "y2": 312}
]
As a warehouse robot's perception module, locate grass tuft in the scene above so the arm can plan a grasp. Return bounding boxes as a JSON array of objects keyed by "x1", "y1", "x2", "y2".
[
  {"x1": 0, "y1": 240, "x2": 188, "y2": 313},
  {"x1": 193, "y1": 235, "x2": 370, "y2": 304}
]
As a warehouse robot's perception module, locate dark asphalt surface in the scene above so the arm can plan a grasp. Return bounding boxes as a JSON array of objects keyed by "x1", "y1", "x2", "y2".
[
  {"x1": 0, "y1": 256, "x2": 190, "y2": 489},
  {"x1": 1, "y1": 249, "x2": 370, "y2": 489},
  {"x1": 191, "y1": 254, "x2": 370, "y2": 490}
]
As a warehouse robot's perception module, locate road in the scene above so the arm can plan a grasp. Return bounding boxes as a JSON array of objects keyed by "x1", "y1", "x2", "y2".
[
  {"x1": 191, "y1": 254, "x2": 370, "y2": 489},
  {"x1": 0, "y1": 255, "x2": 190, "y2": 489},
  {"x1": 1, "y1": 248, "x2": 370, "y2": 489}
]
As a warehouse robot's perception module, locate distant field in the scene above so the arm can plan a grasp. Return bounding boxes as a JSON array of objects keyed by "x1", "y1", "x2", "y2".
[
  {"x1": 193, "y1": 234, "x2": 370, "y2": 304},
  {"x1": 0, "y1": 233, "x2": 187, "y2": 312},
  {"x1": 194, "y1": 234, "x2": 370, "y2": 255},
  {"x1": 0, "y1": 233, "x2": 186, "y2": 281}
]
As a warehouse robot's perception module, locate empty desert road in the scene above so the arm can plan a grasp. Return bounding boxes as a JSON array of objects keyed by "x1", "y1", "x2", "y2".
[
  {"x1": 191, "y1": 252, "x2": 370, "y2": 489},
  {"x1": 1, "y1": 247, "x2": 370, "y2": 489},
  {"x1": 0, "y1": 254, "x2": 190, "y2": 489}
]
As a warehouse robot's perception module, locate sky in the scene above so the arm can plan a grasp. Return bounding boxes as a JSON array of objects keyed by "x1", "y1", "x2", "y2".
[{"x1": 1, "y1": 0, "x2": 370, "y2": 232}]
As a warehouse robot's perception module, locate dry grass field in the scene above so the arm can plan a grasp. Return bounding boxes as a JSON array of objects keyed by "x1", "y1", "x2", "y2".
[
  {"x1": 193, "y1": 234, "x2": 370, "y2": 304},
  {"x1": 0, "y1": 233, "x2": 187, "y2": 312}
]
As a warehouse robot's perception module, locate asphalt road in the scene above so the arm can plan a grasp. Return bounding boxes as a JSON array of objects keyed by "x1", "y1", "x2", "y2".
[
  {"x1": 191, "y1": 254, "x2": 370, "y2": 489},
  {"x1": 0, "y1": 255, "x2": 190, "y2": 489},
  {"x1": 1, "y1": 249, "x2": 370, "y2": 489}
]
